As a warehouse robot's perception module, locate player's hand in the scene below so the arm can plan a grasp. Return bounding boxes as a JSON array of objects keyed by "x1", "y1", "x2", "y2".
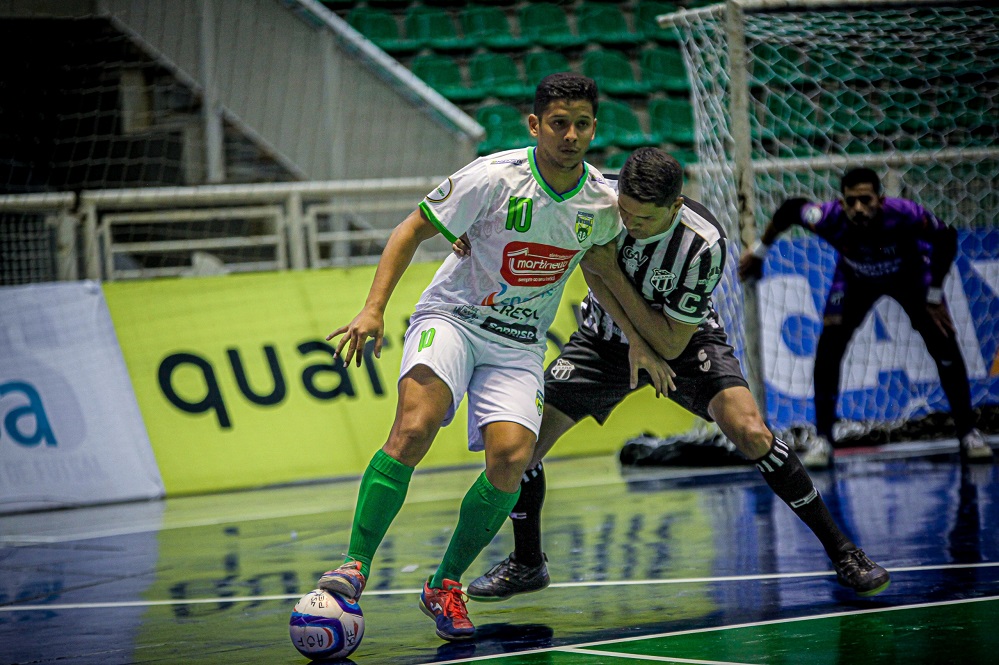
[
  {"x1": 738, "y1": 251, "x2": 763, "y2": 282},
  {"x1": 452, "y1": 233, "x2": 471, "y2": 258},
  {"x1": 927, "y1": 302, "x2": 956, "y2": 338},
  {"x1": 326, "y1": 307, "x2": 384, "y2": 367},
  {"x1": 628, "y1": 336, "x2": 676, "y2": 397}
]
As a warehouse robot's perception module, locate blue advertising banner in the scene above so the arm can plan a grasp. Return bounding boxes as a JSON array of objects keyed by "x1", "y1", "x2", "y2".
[{"x1": 757, "y1": 229, "x2": 999, "y2": 430}]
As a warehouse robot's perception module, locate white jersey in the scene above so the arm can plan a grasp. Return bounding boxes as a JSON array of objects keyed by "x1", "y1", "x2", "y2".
[{"x1": 415, "y1": 147, "x2": 621, "y2": 357}]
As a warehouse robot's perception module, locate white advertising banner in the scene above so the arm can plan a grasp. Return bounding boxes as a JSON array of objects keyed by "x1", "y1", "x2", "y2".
[{"x1": 0, "y1": 281, "x2": 164, "y2": 513}]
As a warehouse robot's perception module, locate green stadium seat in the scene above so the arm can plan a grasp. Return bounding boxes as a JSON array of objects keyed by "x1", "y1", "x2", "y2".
[
  {"x1": 577, "y1": 2, "x2": 644, "y2": 48},
  {"x1": 583, "y1": 50, "x2": 650, "y2": 96},
  {"x1": 671, "y1": 147, "x2": 699, "y2": 168},
  {"x1": 346, "y1": 7, "x2": 420, "y2": 55},
  {"x1": 878, "y1": 87, "x2": 933, "y2": 135},
  {"x1": 405, "y1": 5, "x2": 476, "y2": 53},
  {"x1": 476, "y1": 104, "x2": 533, "y2": 155},
  {"x1": 639, "y1": 47, "x2": 690, "y2": 93},
  {"x1": 829, "y1": 87, "x2": 877, "y2": 136},
  {"x1": 470, "y1": 52, "x2": 534, "y2": 100},
  {"x1": 635, "y1": 1, "x2": 681, "y2": 44},
  {"x1": 460, "y1": 6, "x2": 530, "y2": 51},
  {"x1": 751, "y1": 42, "x2": 805, "y2": 86},
  {"x1": 524, "y1": 50, "x2": 573, "y2": 87},
  {"x1": 518, "y1": 3, "x2": 587, "y2": 49},
  {"x1": 410, "y1": 54, "x2": 486, "y2": 103},
  {"x1": 593, "y1": 99, "x2": 657, "y2": 150},
  {"x1": 365, "y1": 0, "x2": 412, "y2": 10},
  {"x1": 602, "y1": 150, "x2": 631, "y2": 171},
  {"x1": 648, "y1": 96, "x2": 695, "y2": 145}
]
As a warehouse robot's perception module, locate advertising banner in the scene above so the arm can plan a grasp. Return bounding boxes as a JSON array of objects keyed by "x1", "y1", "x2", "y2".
[
  {"x1": 0, "y1": 282, "x2": 165, "y2": 513},
  {"x1": 104, "y1": 267, "x2": 693, "y2": 496},
  {"x1": 758, "y1": 229, "x2": 999, "y2": 430}
]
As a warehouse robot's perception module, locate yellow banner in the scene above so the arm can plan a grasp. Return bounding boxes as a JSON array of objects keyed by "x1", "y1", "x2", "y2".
[{"x1": 104, "y1": 266, "x2": 693, "y2": 495}]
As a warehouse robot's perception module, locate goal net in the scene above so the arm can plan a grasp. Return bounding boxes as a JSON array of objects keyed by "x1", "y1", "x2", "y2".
[{"x1": 663, "y1": 0, "x2": 999, "y2": 441}]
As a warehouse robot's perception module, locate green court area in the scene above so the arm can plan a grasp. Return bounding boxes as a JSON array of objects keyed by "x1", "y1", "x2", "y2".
[{"x1": 459, "y1": 597, "x2": 999, "y2": 664}]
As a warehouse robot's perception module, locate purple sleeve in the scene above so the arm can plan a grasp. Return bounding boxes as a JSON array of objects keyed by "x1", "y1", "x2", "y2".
[{"x1": 891, "y1": 199, "x2": 957, "y2": 288}]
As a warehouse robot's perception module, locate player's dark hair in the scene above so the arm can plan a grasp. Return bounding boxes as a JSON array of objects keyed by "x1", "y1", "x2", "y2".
[
  {"x1": 533, "y1": 72, "x2": 599, "y2": 118},
  {"x1": 618, "y1": 147, "x2": 683, "y2": 206},
  {"x1": 841, "y1": 167, "x2": 881, "y2": 194}
]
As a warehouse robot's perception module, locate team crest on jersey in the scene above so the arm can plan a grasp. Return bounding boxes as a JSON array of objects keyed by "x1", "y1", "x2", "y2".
[
  {"x1": 550, "y1": 358, "x2": 575, "y2": 381},
  {"x1": 426, "y1": 177, "x2": 453, "y2": 203},
  {"x1": 650, "y1": 268, "x2": 678, "y2": 294},
  {"x1": 575, "y1": 211, "x2": 594, "y2": 243},
  {"x1": 535, "y1": 390, "x2": 545, "y2": 416}
]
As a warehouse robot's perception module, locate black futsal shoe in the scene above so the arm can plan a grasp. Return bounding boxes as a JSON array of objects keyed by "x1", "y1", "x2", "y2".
[
  {"x1": 833, "y1": 548, "x2": 890, "y2": 597},
  {"x1": 467, "y1": 553, "x2": 550, "y2": 602}
]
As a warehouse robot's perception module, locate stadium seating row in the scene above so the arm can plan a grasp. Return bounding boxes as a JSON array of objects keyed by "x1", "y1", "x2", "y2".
[
  {"x1": 412, "y1": 47, "x2": 689, "y2": 104},
  {"x1": 476, "y1": 96, "x2": 695, "y2": 157},
  {"x1": 342, "y1": 2, "x2": 681, "y2": 56}
]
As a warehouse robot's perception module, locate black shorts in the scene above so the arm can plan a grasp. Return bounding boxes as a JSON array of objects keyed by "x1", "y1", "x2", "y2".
[{"x1": 544, "y1": 327, "x2": 748, "y2": 424}]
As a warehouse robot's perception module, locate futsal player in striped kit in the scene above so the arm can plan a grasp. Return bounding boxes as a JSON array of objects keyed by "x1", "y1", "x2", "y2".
[{"x1": 460, "y1": 147, "x2": 891, "y2": 604}]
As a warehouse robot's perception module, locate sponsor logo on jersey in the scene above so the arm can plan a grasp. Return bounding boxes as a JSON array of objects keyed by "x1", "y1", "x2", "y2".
[
  {"x1": 650, "y1": 268, "x2": 678, "y2": 293},
  {"x1": 699, "y1": 265, "x2": 722, "y2": 288},
  {"x1": 489, "y1": 303, "x2": 541, "y2": 322},
  {"x1": 500, "y1": 242, "x2": 578, "y2": 287},
  {"x1": 426, "y1": 177, "x2": 453, "y2": 203},
  {"x1": 697, "y1": 348, "x2": 711, "y2": 372},
  {"x1": 621, "y1": 245, "x2": 648, "y2": 274},
  {"x1": 575, "y1": 211, "x2": 594, "y2": 243},
  {"x1": 550, "y1": 358, "x2": 575, "y2": 380},
  {"x1": 535, "y1": 390, "x2": 545, "y2": 416},
  {"x1": 452, "y1": 304, "x2": 478, "y2": 322},
  {"x1": 480, "y1": 316, "x2": 537, "y2": 344},
  {"x1": 490, "y1": 157, "x2": 526, "y2": 165},
  {"x1": 481, "y1": 283, "x2": 509, "y2": 306}
]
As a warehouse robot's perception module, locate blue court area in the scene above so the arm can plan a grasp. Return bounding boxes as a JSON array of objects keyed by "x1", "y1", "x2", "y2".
[{"x1": 2, "y1": 437, "x2": 998, "y2": 664}]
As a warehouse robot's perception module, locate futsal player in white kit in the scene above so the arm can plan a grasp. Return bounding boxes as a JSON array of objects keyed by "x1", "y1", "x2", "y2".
[{"x1": 315, "y1": 73, "x2": 669, "y2": 643}]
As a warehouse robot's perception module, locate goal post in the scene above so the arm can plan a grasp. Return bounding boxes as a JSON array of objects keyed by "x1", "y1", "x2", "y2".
[{"x1": 660, "y1": 0, "x2": 999, "y2": 437}]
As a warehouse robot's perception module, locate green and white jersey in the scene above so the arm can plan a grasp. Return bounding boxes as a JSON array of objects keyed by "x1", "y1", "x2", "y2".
[{"x1": 416, "y1": 147, "x2": 621, "y2": 358}]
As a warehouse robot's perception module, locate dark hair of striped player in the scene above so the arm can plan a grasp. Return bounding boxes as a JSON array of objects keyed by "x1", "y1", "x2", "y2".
[{"x1": 618, "y1": 147, "x2": 683, "y2": 207}]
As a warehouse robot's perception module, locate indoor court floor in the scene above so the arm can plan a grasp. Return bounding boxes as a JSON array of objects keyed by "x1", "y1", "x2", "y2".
[{"x1": 2, "y1": 436, "x2": 998, "y2": 665}]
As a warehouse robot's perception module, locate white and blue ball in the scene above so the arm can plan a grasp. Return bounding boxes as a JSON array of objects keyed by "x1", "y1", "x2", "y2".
[{"x1": 289, "y1": 589, "x2": 364, "y2": 661}]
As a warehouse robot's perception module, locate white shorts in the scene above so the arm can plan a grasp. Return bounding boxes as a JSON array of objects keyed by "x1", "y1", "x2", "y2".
[{"x1": 399, "y1": 315, "x2": 545, "y2": 452}]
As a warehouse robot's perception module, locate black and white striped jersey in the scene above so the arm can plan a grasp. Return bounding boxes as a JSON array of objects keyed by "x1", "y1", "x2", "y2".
[{"x1": 580, "y1": 196, "x2": 727, "y2": 342}]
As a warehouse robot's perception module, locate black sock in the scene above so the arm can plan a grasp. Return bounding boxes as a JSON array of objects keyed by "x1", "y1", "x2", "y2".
[
  {"x1": 755, "y1": 436, "x2": 855, "y2": 560},
  {"x1": 511, "y1": 462, "x2": 546, "y2": 567}
]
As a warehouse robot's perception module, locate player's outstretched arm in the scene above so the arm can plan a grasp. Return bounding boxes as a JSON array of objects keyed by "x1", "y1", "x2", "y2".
[
  {"x1": 582, "y1": 243, "x2": 697, "y2": 360},
  {"x1": 327, "y1": 208, "x2": 439, "y2": 367},
  {"x1": 738, "y1": 197, "x2": 810, "y2": 282}
]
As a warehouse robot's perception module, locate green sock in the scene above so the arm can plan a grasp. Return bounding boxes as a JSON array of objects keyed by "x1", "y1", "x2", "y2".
[
  {"x1": 345, "y1": 449, "x2": 413, "y2": 578},
  {"x1": 431, "y1": 472, "x2": 521, "y2": 588}
]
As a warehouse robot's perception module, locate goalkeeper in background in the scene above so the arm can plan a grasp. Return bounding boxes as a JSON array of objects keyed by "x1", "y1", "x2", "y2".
[
  {"x1": 739, "y1": 167, "x2": 992, "y2": 468},
  {"x1": 459, "y1": 148, "x2": 891, "y2": 604}
]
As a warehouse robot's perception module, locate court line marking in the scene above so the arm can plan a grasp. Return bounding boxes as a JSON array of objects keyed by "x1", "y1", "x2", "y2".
[
  {"x1": 427, "y1": 595, "x2": 999, "y2": 664},
  {"x1": 2, "y1": 561, "x2": 998, "y2": 612},
  {"x1": 559, "y1": 648, "x2": 754, "y2": 665}
]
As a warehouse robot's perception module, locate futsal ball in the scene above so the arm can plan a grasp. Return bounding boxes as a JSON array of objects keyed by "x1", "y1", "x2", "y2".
[{"x1": 289, "y1": 589, "x2": 364, "y2": 661}]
